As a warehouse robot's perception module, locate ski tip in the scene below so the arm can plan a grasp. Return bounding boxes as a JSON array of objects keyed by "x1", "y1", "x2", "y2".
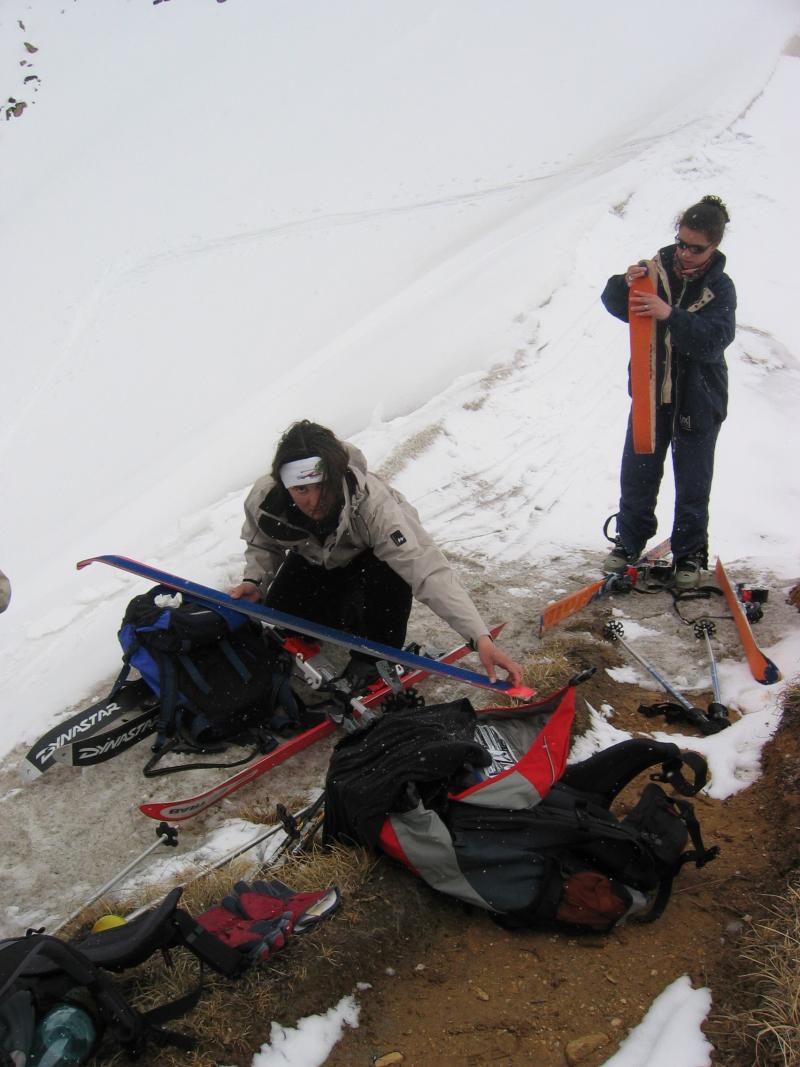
[
  {"x1": 77, "y1": 555, "x2": 132, "y2": 571},
  {"x1": 504, "y1": 684, "x2": 537, "y2": 700},
  {"x1": 760, "y1": 659, "x2": 782, "y2": 686}
]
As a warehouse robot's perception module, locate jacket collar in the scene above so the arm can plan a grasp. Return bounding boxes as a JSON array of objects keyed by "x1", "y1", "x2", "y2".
[{"x1": 659, "y1": 243, "x2": 727, "y2": 286}]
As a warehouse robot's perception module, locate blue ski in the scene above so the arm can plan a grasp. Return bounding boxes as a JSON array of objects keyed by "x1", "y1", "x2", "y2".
[{"x1": 77, "y1": 555, "x2": 533, "y2": 699}]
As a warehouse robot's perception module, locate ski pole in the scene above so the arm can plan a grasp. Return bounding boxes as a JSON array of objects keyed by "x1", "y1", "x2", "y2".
[
  {"x1": 52, "y1": 822, "x2": 178, "y2": 934},
  {"x1": 603, "y1": 620, "x2": 694, "y2": 709},
  {"x1": 692, "y1": 620, "x2": 729, "y2": 726},
  {"x1": 603, "y1": 620, "x2": 727, "y2": 735},
  {"x1": 200, "y1": 794, "x2": 325, "y2": 875},
  {"x1": 124, "y1": 795, "x2": 325, "y2": 923}
]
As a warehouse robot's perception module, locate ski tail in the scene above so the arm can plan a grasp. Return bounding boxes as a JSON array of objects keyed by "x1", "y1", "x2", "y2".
[
  {"x1": 538, "y1": 576, "x2": 607, "y2": 636},
  {"x1": 714, "y1": 559, "x2": 781, "y2": 685},
  {"x1": 22, "y1": 679, "x2": 153, "y2": 778},
  {"x1": 538, "y1": 538, "x2": 671, "y2": 636},
  {"x1": 52, "y1": 706, "x2": 159, "y2": 767}
]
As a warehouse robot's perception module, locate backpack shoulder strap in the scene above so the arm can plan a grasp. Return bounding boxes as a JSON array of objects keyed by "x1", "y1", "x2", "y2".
[
  {"x1": 629, "y1": 793, "x2": 719, "y2": 925},
  {"x1": 70, "y1": 887, "x2": 184, "y2": 970},
  {"x1": 559, "y1": 738, "x2": 707, "y2": 806},
  {"x1": 650, "y1": 749, "x2": 708, "y2": 797}
]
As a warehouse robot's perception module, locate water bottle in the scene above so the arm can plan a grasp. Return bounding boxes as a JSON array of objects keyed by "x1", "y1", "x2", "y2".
[{"x1": 29, "y1": 1004, "x2": 96, "y2": 1067}]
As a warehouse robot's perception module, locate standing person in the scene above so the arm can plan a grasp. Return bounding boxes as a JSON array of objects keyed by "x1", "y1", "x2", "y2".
[
  {"x1": 600, "y1": 195, "x2": 735, "y2": 591},
  {"x1": 230, "y1": 420, "x2": 523, "y2": 689}
]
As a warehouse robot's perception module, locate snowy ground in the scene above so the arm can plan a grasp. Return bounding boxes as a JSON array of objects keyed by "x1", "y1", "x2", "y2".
[{"x1": 1, "y1": 3, "x2": 799, "y2": 1065}]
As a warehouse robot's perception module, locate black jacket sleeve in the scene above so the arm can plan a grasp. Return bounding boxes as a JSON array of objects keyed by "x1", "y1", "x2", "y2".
[{"x1": 601, "y1": 274, "x2": 630, "y2": 322}]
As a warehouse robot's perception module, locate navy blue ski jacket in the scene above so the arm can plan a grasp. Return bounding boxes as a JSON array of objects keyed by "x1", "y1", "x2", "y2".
[{"x1": 601, "y1": 244, "x2": 736, "y2": 434}]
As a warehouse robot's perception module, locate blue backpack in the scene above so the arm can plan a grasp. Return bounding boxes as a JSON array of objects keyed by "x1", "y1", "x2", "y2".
[{"x1": 118, "y1": 585, "x2": 300, "y2": 770}]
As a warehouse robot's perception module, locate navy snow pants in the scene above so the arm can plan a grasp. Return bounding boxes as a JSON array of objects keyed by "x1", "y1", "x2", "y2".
[{"x1": 616, "y1": 406, "x2": 721, "y2": 564}]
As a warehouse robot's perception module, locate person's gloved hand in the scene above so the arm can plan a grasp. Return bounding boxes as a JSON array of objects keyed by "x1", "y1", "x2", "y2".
[{"x1": 223, "y1": 880, "x2": 341, "y2": 934}]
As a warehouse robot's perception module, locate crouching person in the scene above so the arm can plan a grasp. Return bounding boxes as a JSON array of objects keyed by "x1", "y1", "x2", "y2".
[{"x1": 230, "y1": 420, "x2": 522, "y2": 689}]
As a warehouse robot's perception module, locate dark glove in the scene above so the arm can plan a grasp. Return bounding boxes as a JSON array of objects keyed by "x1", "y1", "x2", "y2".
[{"x1": 223, "y1": 879, "x2": 341, "y2": 934}]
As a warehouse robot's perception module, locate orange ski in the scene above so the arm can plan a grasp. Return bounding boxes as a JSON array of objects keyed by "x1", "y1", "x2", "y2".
[
  {"x1": 539, "y1": 538, "x2": 671, "y2": 636},
  {"x1": 628, "y1": 266, "x2": 657, "y2": 454},
  {"x1": 714, "y1": 558, "x2": 781, "y2": 685}
]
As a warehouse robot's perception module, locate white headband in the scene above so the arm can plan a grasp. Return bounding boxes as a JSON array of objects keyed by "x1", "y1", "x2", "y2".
[{"x1": 280, "y1": 456, "x2": 324, "y2": 488}]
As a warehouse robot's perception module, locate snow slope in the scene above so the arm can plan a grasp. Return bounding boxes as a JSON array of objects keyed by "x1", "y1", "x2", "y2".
[{"x1": 1, "y1": 0, "x2": 798, "y2": 757}]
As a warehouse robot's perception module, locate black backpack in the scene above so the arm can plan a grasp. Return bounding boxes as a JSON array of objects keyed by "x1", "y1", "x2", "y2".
[
  {"x1": 0, "y1": 888, "x2": 245, "y2": 1065},
  {"x1": 324, "y1": 696, "x2": 717, "y2": 931},
  {"x1": 117, "y1": 585, "x2": 301, "y2": 771}
]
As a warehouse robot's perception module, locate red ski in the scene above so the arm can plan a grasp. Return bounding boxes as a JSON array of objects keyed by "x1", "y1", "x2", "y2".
[
  {"x1": 714, "y1": 559, "x2": 781, "y2": 685},
  {"x1": 139, "y1": 624, "x2": 506, "y2": 822},
  {"x1": 629, "y1": 264, "x2": 657, "y2": 454},
  {"x1": 539, "y1": 539, "x2": 671, "y2": 636}
]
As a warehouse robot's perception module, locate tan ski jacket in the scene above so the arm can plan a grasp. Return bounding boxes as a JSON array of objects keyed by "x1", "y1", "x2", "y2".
[{"x1": 241, "y1": 444, "x2": 489, "y2": 643}]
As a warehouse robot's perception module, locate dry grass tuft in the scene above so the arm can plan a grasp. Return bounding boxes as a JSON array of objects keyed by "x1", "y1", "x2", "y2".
[
  {"x1": 521, "y1": 642, "x2": 575, "y2": 693},
  {"x1": 732, "y1": 875, "x2": 800, "y2": 1066},
  {"x1": 782, "y1": 679, "x2": 800, "y2": 716},
  {"x1": 482, "y1": 640, "x2": 575, "y2": 708}
]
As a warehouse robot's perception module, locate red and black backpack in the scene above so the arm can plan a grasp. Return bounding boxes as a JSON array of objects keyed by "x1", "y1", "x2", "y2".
[{"x1": 324, "y1": 681, "x2": 716, "y2": 931}]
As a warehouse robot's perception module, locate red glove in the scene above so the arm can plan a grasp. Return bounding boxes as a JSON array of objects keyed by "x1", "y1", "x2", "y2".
[
  {"x1": 223, "y1": 879, "x2": 341, "y2": 934},
  {"x1": 195, "y1": 904, "x2": 292, "y2": 963}
]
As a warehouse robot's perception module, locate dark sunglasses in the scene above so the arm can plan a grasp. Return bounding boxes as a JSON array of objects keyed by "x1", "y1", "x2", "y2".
[{"x1": 675, "y1": 235, "x2": 711, "y2": 255}]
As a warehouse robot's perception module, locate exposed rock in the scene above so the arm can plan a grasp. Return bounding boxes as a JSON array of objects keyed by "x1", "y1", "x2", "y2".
[
  {"x1": 0, "y1": 570, "x2": 10, "y2": 614},
  {"x1": 374, "y1": 1054, "x2": 404, "y2": 1067},
  {"x1": 565, "y1": 1032, "x2": 610, "y2": 1065},
  {"x1": 24, "y1": 42, "x2": 38, "y2": 54}
]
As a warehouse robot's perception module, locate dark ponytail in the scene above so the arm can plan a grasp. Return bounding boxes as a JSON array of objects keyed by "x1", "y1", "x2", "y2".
[{"x1": 677, "y1": 195, "x2": 730, "y2": 245}]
